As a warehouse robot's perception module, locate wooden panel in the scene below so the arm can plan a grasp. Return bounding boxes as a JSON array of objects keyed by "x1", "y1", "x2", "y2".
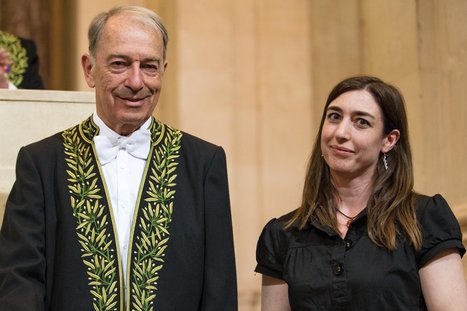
[
  {"x1": 0, "y1": 89, "x2": 95, "y2": 224},
  {"x1": 309, "y1": 0, "x2": 361, "y2": 131},
  {"x1": 417, "y1": 0, "x2": 467, "y2": 277}
]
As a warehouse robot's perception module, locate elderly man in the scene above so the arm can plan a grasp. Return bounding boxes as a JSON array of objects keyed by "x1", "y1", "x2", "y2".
[{"x1": 0, "y1": 6, "x2": 237, "y2": 310}]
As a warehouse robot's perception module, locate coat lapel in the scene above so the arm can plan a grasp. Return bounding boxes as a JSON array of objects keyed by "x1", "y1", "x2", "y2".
[
  {"x1": 127, "y1": 118, "x2": 182, "y2": 310},
  {"x1": 62, "y1": 116, "x2": 182, "y2": 311}
]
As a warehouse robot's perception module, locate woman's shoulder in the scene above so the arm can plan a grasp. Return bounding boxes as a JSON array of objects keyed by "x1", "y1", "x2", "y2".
[
  {"x1": 258, "y1": 210, "x2": 298, "y2": 242},
  {"x1": 414, "y1": 193, "x2": 465, "y2": 266},
  {"x1": 415, "y1": 193, "x2": 445, "y2": 204},
  {"x1": 257, "y1": 209, "x2": 308, "y2": 253},
  {"x1": 414, "y1": 193, "x2": 463, "y2": 231},
  {"x1": 415, "y1": 193, "x2": 452, "y2": 216},
  {"x1": 414, "y1": 193, "x2": 460, "y2": 228},
  {"x1": 255, "y1": 210, "x2": 299, "y2": 277},
  {"x1": 262, "y1": 210, "x2": 298, "y2": 233}
]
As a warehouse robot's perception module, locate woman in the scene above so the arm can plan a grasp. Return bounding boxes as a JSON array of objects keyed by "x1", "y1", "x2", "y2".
[{"x1": 255, "y1": 76, "x2": 467, "y2": 310}]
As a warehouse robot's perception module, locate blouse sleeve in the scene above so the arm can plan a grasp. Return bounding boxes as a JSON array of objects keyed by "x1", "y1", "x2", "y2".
[
  {"x1": 255, "y1": 218, "x2": 288, "y2": 280},
  {"x1": 416, "y1": 194, "x2": 466, "y2": 268}
]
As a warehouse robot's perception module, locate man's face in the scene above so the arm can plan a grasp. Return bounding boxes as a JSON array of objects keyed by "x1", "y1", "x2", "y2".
[{"x1": 82, "y1": 14, "x2": 167, "y2": 135}]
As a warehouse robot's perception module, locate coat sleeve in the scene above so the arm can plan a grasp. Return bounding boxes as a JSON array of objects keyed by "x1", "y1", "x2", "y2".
[
  {"x1": 200, "y1": 147, "x2": 238, "y2": 310},
  {"x1": 0, "y1": 147, "x2": 46, "y2": 310}
]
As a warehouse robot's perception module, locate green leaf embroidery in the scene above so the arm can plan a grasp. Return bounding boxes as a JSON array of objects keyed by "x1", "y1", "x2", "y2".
[
  {"x1": 63, "y1": 119, "x2": 118, "y2": 311},
  {"x1": 130, "y1": 123, "x2": 181, "y2": 311}
]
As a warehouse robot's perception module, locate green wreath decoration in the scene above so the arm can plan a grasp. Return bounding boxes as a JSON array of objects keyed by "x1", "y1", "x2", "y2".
[{"x1": 0, "y1": 31, "x2": 28, "y2": 87}]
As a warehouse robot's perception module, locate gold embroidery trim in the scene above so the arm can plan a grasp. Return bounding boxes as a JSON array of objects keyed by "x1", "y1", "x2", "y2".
[
  {"x1": 63, "y1": 117, "x2": 182, "y2": 310},
  {"x1": 63, "y1": 118, "x2": 119, "y2": 311},
  {"x1": 129, "y1": 121, "x2": 182, "y2": 311}
]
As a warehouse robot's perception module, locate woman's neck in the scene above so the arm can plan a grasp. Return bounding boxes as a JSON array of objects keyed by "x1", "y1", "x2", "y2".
[{"x1": 331, "y1": 172, "x2": 374, "y2": 214}]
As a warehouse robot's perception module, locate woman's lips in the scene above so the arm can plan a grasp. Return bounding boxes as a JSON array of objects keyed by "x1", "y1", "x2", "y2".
[{"x1": 329, "y1": 145, "x2": 355, "y2": 156}]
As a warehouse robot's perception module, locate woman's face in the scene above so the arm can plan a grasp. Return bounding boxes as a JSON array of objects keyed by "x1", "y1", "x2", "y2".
[{"x1": 321, "y1": 90, "x2": 396, "y2": 180}]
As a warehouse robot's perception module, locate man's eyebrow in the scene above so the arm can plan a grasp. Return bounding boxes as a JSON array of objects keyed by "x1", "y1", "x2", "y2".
[
  {"x1": 108, "y1": 53, "x2": 130, "y2": 60},
  {"x1": 143, "y1": 57, "x2": 161, "y2": 63},
  {"x1": 108, "y1": 54, "x2": 161, "y2": 63}
]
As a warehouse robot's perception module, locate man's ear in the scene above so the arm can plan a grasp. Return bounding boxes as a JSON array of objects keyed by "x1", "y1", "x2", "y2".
[
  {"x1": 382, "y1": 129, "x2": 400, "y2": 153},
  {"x1": 81, "y1": 54, "x2": 96, "y2": 88},
  {"x1": 160, "y1": 60, "x2": 168, "y2": 77}
]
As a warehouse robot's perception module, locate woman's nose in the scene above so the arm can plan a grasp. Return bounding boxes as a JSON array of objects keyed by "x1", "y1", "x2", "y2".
[{"x1": 335, "y1": 120, "x2": 351, "y2": 140}]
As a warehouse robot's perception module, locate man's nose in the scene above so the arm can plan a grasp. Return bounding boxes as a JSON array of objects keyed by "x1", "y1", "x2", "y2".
[{"x1": 125, "y1": 64, "x2": 144, "y2": 91}]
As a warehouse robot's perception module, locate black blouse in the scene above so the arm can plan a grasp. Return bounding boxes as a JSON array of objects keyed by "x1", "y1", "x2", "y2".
[{"x1": 255, "y1": 194, "x2": 465, "y2": 311}]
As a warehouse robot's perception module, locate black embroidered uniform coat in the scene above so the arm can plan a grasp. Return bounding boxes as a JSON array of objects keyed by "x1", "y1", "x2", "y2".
[{"x1": 0, "y1": 117, "x2": 237, "y2": 310}]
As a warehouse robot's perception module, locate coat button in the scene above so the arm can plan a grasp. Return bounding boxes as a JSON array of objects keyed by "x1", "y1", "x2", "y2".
[{"x1": 345, "y1": 239, "x2": 352, "y2": 250}]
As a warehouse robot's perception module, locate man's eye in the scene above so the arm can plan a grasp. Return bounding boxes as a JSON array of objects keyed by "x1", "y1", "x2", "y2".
[
  {"x1": 141, "y1": 64, "x2": 159, "y2": 74},
  {"x1": 110, "y1": 61, "x2": 127, "y2": 70}
]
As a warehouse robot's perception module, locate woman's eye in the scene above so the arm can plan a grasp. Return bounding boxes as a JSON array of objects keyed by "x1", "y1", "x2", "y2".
[
  {"x1": 327, "y1": 112, "x2": 341, "y2": 121},
  {"x1": 356, "y1": 118, "x2": 370, "y2": 127}
]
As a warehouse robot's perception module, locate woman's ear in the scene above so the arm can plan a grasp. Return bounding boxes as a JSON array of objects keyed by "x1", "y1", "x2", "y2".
[{"x1": 382, "y1": 129, "x2": 400, "y2": 153}]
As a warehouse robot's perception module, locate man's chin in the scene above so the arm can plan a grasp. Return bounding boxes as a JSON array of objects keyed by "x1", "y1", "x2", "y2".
[{"x1": 114, "y1": 116, "x2": 151, "y2": 135}]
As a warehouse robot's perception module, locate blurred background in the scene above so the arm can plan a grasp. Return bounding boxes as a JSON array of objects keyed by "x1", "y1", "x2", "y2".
[{"x1": 1, "y1": 0, "x2": 467, "y2": 309}]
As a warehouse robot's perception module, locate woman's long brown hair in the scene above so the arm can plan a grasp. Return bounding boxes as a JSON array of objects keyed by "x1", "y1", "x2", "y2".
[{"x1": 287, "y1": 76, "x2": 422, "y2": 251}]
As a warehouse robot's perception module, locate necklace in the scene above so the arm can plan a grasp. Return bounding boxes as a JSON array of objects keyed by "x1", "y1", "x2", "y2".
[{"x1": 336, "y1": 209, "x2": 359, "y2": 227}]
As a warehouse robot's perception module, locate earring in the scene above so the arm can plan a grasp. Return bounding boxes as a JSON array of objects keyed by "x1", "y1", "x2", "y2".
[{"x1": 383, "y1": 153, "x2": 389, "y2": 171}]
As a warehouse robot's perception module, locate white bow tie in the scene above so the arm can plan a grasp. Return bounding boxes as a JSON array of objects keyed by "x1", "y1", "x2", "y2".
[{"x1": 94, "y1": 129, "x2": 151, "y2": 165}]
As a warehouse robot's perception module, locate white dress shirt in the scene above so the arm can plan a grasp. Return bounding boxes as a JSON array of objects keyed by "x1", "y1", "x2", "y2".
[{"x1": 92, "y1": 113, "x2": 151, "y2": 282}]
